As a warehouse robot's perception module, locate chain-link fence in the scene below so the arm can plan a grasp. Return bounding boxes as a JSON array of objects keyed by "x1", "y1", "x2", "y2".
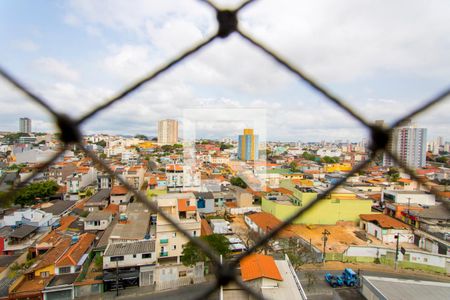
[{"x1": 1, "y1": 1, "x2": 449, "y2": 299}]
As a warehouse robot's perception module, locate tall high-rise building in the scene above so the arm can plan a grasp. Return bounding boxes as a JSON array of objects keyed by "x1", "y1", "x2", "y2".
[
  {"x1": 19, "y1": 117, "x2": 31, "y2": 134},
  {"x1": 383, "y1": 120, "x2": 427, "y2": 169},
  {"x1": 238, "y1": 129, "x2": 259, "y2": 161},
  {"x1": 157, "y1": 119, "x2": 178, "y2": 145}
]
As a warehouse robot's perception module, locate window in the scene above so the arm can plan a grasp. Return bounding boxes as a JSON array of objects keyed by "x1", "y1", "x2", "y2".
[
  {"x1": 133, "y1": 254, "x2": 136, "y2": 258},
  {"x1": 193, "y1": 230, "x2": 197, "y2": 237},
  {"x1": 172, "y1": 232, "x2": 176, "y2": 237},
  {"x1": 142, "y1": 253, "x2": 152, "y2": 259},
  {"x1": 41, "y1": 271, "x2": 49, "y2": 278},
  {"x1": 59, "y1": 267, "x2": 71, "y2": 274},
  {"x1": 110, "y1": 256, "x2": 124, "y2": 262},
  {"x1": 179, "y1": 271, "x2": 187, "y2": 277},
  {"x1": 172, "y1": 245, "x2": 176, "y2": 250}
]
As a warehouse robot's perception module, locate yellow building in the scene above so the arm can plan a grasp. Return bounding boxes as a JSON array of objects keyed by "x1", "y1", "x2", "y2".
[{"x1": 324, "y1": 163, "x2": 353, "y2": 173}]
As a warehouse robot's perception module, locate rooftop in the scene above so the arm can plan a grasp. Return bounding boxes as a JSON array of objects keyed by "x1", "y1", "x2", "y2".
[
  {"x1": 240, "y1": 253, "x2": 283, "y2": 282},
  {"x1": 40, "y1": 200, "x2": 76, "y2": 216},
  {"x1": 86, "y1": 189, "x2": 110, "y2": 203},
  {"x1": 104, "y1": 240, "x2": 155, "y2": 257},
  {"x1": 9, "y1": 224, "x2": 39, "y2": 239},
  {"x1": 55, "y1": 233, "x2": 96, "y2": 267},
  {"x1": 362, "y1": 276, "x2": 450, "y2": 300},
  {"x1": 85, "y1": 211, "x2": 112, "y2": 222},
  {"x1": 360, "y1": 214, "x2": 410, "y2": 229}
]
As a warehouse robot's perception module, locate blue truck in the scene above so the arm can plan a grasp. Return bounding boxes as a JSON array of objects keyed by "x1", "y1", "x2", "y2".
[
  {"x1": 341, "y1": 268, "x2": 358, "y2": 287},
  {"x1": 324, "y1": 273, "x2": 343, "y2": 288}
]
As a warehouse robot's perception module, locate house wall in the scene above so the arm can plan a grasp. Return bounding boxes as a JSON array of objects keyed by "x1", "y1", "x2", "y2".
[
  {"x1": 84, "y1": 219, "x2": 111, "y2": 231},
  {"x1": 103, "y1": 252, "x2": 156, "y2": 269},
  {"x1": 111, "y1": 193, "x2": 131, "y2": 205},
  {"x1": 34, "y1": 265, "x2": 55, "y2": 277},
  {"x1": 197, "y1": 198, "x2": 215, "y2": 214},
  {"x1": 55, "y1": 265, "x2": 77, "y2": 275},
  {"x1": 262, "y1": 197, "x2": 372, "y2": 225}
]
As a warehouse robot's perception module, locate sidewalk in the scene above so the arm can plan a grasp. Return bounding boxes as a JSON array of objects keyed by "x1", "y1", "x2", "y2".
[
  {"x1": 89, "y1": 274, "x2": 216, "y2": 300},
  {"x1": 300, "y1": 261, "x2": 450, "y2": 281}
]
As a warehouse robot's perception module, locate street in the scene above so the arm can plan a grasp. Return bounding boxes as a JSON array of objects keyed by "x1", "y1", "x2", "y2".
[{"x1": 297, "y1": 268, "x2": 450, "y2": 300}]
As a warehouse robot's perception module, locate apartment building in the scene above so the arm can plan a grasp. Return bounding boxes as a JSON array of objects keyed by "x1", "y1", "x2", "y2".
[
  {"x1": 158, "y1": 119, "x2": 178, "y2": 145},
  {"x1": 155, "y1": 194, "x2": 203, "y2": 283}
]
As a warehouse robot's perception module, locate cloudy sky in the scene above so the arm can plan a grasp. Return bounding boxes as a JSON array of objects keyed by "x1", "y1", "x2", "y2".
[{"x1": 0, "y1": 0, "x2": 449, "y2": 142}]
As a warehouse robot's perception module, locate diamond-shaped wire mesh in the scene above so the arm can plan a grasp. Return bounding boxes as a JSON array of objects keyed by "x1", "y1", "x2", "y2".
[{"x1": 1, "y1": 1, "x2": 449, "y2": 299}]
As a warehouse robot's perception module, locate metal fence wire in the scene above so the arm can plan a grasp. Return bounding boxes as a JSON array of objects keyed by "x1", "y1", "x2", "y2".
[{"x1": 1, "y1": 1, "x2": 449, "y2": 299}]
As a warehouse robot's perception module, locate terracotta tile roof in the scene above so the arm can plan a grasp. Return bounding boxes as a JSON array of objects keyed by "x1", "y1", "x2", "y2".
[
  {"x1": 178, "y1": 199, "x2": 197, "y2": 212},
  {"x1": 359, "y1": 214, "x2": 410, "y2": 229},
  {"x1": 273, "y1": 187, "x2": 293, "y2": 195},
  {"x1": 58, "y1": 215, "x2": 78, "y2": 231},
  {"x1": 32, "y1": 237, "x2": 71, "y2": 272},
  {"x1": 166, "y1": 164, "x2": 183, "y2": 172},
  {"x1": 240, "y1": 254, "x2": 283, "y2": 282},
  {"x1": 201, "y1": 219, "x2": 213, "y2": 236},
  {"x1": 225, "y1": 202, "x2": 237, "y2": 208},
  {"x1": 247, "y1": 212, "x2": 282, "y2": 232},
  {"x1": 104, "y1": 204, "x2": 120, "y2": 214},
  {"x1": 56, "y1": 233, "x2": 96, "y2": 267},
  {"x1": 398, "y1": 178, "x2": 413, "y2": 183},
  {"x1": 111, "y1": 185, "x2": 128, "y2": 195},
  {"x1": 76, "y1": 167, "x2": 90, "y2": 174},
  {"x1": 148, "y1": 176, "x2": 157, "y2": 185}
]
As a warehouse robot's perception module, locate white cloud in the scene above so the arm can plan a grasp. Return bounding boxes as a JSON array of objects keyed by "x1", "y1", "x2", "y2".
[
  {"x1": 34, "y1": 57, "x2": 80, "y2": 81},
  {"x1": 14, "y1": 39, "x2": 40, "y2": 52}
]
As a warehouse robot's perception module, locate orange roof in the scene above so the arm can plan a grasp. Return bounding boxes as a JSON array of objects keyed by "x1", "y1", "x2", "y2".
[
  {"x1": 148, "y1": 176, "x2": 157, "y2": 185},
  {"x1": 111, "y1": 185, "x2": 128, "y2": 195},
  {"x1": 201, "y1": 219, "x2": 213, "y2": 236},
  {"x1": 398, "y1": 178, "x2": 413, "y2": 183},
  {"x1": 76, "y1": 167, "x2": 90, "y2": 174},
  {"x1": 273, "y1": 187, "x2": 293, "y2": 195},
  {"x1": 359, "y1": 214, "x2": 410, "y2": 229},
  {"x1": 104, "y1": 204, "x2": 119, "y2": 214},
  {"x1": 166, "y1": 164, "x2": 183, "y2": 172},
  {"x1": 56, "y1": 233, "x2": 96, "y2": 267},
  {"x1": 178, "y1": 199, "x2": 197, "y2": 212},
  {"x1": 225, "y1": 202, "x2": 237, "y2": 208},
  {"x1": 58, "y1": 215, "x2": 78, "y2": 231},
  {"x1": 240, "y1": 254, "x2": 283, "y2": 282},
  {"x1": 247, "y1": 212, "x2": 282, "y2": 232},
  {"x1": 33, "y1": 237, "x2": 71, "y2": 271}
]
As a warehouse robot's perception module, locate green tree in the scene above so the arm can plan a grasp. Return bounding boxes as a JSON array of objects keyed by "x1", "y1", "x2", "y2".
[
  {"x1": 14, "y1": 180, "x2": 59, "y2": 207},
  {"x1": 289, "y1": 161, "x2": 298, "y2": 172},
  {"x1": 181, "y1": 234, "x2": 230, "y2": 266},
  {"x1": 219, "y1": 143, "x2": 233, "y2": 151},
  {"x1": 230, "y1": 177, "x2": 248, "y2": 189},
  {"x1": 387, "y1": 167, "x2": 400, "y2": 182},
  {"x1": 436, "y1": 156, "x2": 448, "y2": 164},
  {"x1": 302, "y1": 152, "x2": 316, "y2": 161},
  {"x1": 99, "y1": 153, "x2": 107, "y2": 159},
  {"x1": 134, "y1": 134, "x2": 148, "y2": 140},
  {"x1": 95, "y1": 140, "x2": 106, "y2": 148}
]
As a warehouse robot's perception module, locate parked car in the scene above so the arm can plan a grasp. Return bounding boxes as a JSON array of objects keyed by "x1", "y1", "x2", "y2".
[{"x1": 341, "y1": 268, "x2": 358, "y2": 287}]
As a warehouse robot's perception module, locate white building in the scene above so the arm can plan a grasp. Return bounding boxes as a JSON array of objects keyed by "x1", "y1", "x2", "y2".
[
  {"x1": 383, "y1": 120, "x2": 427, "y2": 168},
  {"x1": 158, "y1": 119, "x2": 178, "y2": 145},
  {"x1": 382, "y1": 190, "x2": 436, "y2": 206}
]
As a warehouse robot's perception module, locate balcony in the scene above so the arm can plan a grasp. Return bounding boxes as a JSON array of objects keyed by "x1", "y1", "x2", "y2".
[
  {"x1": 160, "y1": 238, "x2": 169, "y2": 244},
  {"x1": 160, "y1": 251, "x2": 169, "y2": 257}
]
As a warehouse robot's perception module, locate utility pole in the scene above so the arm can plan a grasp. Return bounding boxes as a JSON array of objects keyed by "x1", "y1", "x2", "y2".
[
  {"x1": 394, "y1": 233, "x2": 400, "y2": 270},
  {"x1": 322, "y1": 229, "x2": 330, "y2": 263},
  {"x1": 116, "y1": 260, "x2": 119, "y2": 296}
]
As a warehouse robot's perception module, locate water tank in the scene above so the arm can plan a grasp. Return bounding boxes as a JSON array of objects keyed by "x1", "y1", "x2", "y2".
[
  {"x1": 71, "y1": 235, "x2": 79, "y2": 244},
  {"x1": 119, "y1": 213, "x2": 128, "y2": 221}
]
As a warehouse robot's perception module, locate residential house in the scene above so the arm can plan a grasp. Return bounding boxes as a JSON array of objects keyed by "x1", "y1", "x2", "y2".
[
  {"x1": 222, "y1": 253, "x2": 307, "y2": 300},
  {"x1": 109, "y1": 202, "x2": 151, "y2": 243},
  {"x1": 110, "y1": 185, "x2": 132, "y2": 205},
  {"x1": 54, "y1": 233, "x2": 96, "y2": 275},
  {"x1": 66, "y1": 167, "x2": 97, "y2": 201},
  {"x1": 84, "y1": 211, "x2": 113, "y2": 231},
  {"x1": 84, "y1": 189, "x2": 110, "y2": 212},
  {"x1": 154, "y1": 194, "x2": 203, "y2": 285},
  {"x1": 103, "y1": 240, "x2": 156, "y2": 290},
  {"x1": 193, "y1": 192, "x2": 215, "y2": 214},
  {"x1": 359, "y1": 214, "x2": 413, "y2": 244}
]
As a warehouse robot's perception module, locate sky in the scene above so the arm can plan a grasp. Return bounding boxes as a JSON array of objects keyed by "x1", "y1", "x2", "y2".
[{"x1": 0, "y1": 0, "x2": 449, "y2": 142}]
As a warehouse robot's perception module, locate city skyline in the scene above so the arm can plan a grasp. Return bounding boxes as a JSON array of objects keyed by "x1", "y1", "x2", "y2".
[{"x1": 1, "y1": 1, "x2": 450, "y2": 141}]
